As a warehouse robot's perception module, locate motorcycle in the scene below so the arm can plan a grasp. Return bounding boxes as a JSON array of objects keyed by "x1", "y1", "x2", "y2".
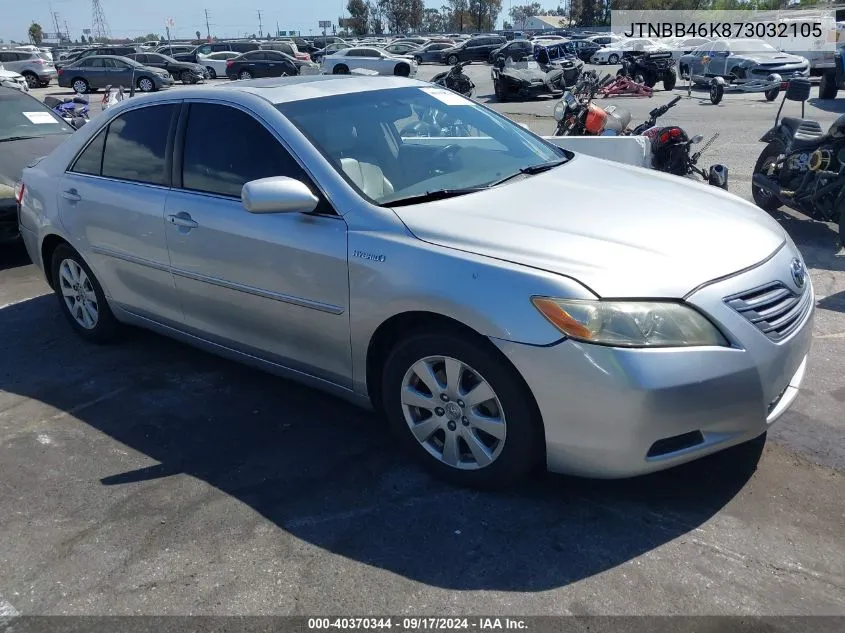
[
  {"x1": 553, "y1": 77, "x2": 728, "y2": 187},
  {"x1": 44, "y1": 94, "x2": 89, "y2": 129},
  {"x1": 430, "y1": 60, "x2": 475, "y2": 97},
  {"x1": 752, "y1": 77, "x2": 845, "y2": 246},
  {"x1": 399, "y1": 104, "x2": 472, "y2": 138},
  {"x1": 491, "y1": 56, "x2": 566, "y2": 102}
]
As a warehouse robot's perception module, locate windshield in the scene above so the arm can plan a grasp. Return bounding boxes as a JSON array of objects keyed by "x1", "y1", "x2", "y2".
[
  {"x1": 277, "y1": 86, "x2": 567, "y2": 206},
  {"x1": 0, "y1": 92, "x2": 72, "y2": 141},
  {"x1": 727, "y1": 39, "x2": 776, "y2": 53}
]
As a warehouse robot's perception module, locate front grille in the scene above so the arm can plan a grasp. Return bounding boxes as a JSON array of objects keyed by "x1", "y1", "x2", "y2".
[{"x1": 724, "y1": 281, "x2": 811, "y2": 342}]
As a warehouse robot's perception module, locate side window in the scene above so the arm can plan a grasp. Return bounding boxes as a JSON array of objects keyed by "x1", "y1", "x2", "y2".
[
  {"x1": 0, "y1": 53, "x2": 13, "y2": 62},
  {"x1": 70, "y1": 130, "x2": 107, "y2": 176},
  {"x1": 181, "y1": 103, "x2": 314, "y2": 200},
  {"x1": 101, "y1": 105, "x2": 175, "y2": 185},
  {"x1": 198, "y1": 45, "x2": 212, "y2": 54},
  {"x1": 89, "y1": 58, "x2": 105, "y2": 68}
]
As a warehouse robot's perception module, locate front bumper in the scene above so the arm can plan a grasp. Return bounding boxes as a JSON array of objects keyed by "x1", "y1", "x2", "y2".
[{"x1": 493, "y1": 243, "x2": 814, "y2": 478}]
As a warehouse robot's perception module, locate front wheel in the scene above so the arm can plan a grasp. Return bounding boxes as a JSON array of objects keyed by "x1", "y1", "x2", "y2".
[
  {"x1": 709, "y1": 80, "x2": 724, "y2": 105},
  {"x1": 608, "y1": 53, "x2": 619, "y2": 64},
  {"x1": 752, "y1": 140, "x2": 785, "y2": 211},
  {"x1": 51, "y1": 244, "x2": 120, "y2": 343},
  {"x1": 137, "y1": 76, "x2": 155, "y2": 92},
  {"x1": 381, "y1": 330, "x2": 542, "y2": 489},
  {"x1": 663, "y1": 68, "x2": 676, "y2": 91},
  {"x1": 181, "y1": 70, "x2": 197, "y2": 84},
  {"x1": 819, "y1": 70, "x2": 838, "y2": 99},
  {"x1": 447, "y1": 54, "x2": 459, "y2": 66},
  {"x1": 764, "y1": 87, "x2": 779, "y2": 101},
  {"x1": 331, "y1": 64, "x2": 348, "y2": 75},
  {"x1": 494, "y1": 79, "x2": 507, "y2": 101}
]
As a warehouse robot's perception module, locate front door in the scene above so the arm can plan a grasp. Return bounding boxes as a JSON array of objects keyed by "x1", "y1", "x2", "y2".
[
  {"x1": 163, "y1": 101, "x2": 351, "y2": 385},
  {"x1": 104, "y1": 58, "x2": 134, "y2": 86},
  {"x1": 57, "y1": 102, "x2": 183, "y2": 325}
]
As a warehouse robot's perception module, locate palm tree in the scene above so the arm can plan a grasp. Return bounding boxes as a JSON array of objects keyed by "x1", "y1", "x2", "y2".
[{"x1": 28, "y1": 22, "x2": 44, "y2": 45}]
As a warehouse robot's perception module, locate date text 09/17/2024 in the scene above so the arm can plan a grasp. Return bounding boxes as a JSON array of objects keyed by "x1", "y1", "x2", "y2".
[{"x1": 307, "y1": 618, "x2": 528, "y2": 630}]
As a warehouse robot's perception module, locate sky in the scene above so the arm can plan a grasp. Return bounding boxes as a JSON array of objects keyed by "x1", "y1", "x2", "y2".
[{"x1": 1, "y1": 0, "x2": 551, "y2": 44}]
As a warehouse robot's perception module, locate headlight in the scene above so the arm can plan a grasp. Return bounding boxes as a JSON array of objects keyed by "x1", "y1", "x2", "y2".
[
  {"x1": 531, "y1": 297, "x2": 728, "y2": 347},
  {"x1": 553, "y1": 100, "x2": 566, "y2": 121}
]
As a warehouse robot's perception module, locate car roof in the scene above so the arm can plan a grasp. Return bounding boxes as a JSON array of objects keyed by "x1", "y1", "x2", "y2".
[{"x1": 132, "y1": 75, "x2": 427, "y2": 106}]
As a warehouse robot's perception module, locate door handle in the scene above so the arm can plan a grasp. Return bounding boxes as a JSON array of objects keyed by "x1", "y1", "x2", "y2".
[
  {"x1": 61, "y1": 189, "x2": 81, "y2": 202},
  {"x1": 167, "y1": 213, "x2": 198, "y2": 229}
]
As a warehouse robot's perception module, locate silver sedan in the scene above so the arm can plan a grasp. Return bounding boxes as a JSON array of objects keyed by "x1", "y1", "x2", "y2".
[{"x1": 17, "y1": 76, "x2": 813, "y2": 488}]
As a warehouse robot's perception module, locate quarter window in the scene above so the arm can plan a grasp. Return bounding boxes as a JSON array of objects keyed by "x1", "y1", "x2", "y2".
[
  {"x1": 70, "y1": 130, "x2": 107, "y2": 176},
  {"x1": 181, "y1": 103, "x2": 315, "y2": 200},
  {"x1": 100, "y1": 104, "x2": 175, "y2": 185}
]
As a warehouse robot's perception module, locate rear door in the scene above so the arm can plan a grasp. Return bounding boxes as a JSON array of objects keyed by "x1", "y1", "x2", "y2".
[
  {"x1": 58, "y1": 102, "x2": 183, "y2": 325},
  {"x1": 163, "y1": 101, "x2": 351, "y2": 384},
  {"x1": 80, "y1": 57, "x2": 107, "y2": 88},
  {"x1": 104, "y1": 57, "x2": 134, "y2": 86}
]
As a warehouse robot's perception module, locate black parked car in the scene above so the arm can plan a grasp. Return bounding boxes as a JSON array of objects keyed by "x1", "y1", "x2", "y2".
[
  {"x1": 413, "y1": 42, "x2": 454, "y2": 64},
  {"x1": 0, "y1": 87, "x2": 74, "y2": 245},
  {"x1": 225, "y1": 50, "x2": 299, "y2": 80},
  {"x1": 54, "y1": 46, "x2": 140, "y2": 70},
  {"x1": 155, "y1": 45, "x2": 196, "y2": 57},
  {"x1": 568, "y1": 40, "x2": 602, "y2": 62},
  {"x1": 488, "y1": 39, "x2": 534, "y2": 64},
  {"x1": 126, "y1": 53, "x2": 208, "y2": 83},
  {"x1": 440, "y1": 36, "x2": 506, "y2": 65},
  {"x1": 171, "y1": 41, "x2": 261, "y2": 64}
]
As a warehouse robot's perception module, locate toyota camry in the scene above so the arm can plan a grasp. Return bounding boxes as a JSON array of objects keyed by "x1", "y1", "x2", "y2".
[{"x1": 17, "y1": 76, "x2": 813, "y2": 488}]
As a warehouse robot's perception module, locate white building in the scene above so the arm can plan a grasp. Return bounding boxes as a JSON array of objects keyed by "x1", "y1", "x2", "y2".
[{"x1": 523, "y1": 15, "x2": 566, "y2": 31}]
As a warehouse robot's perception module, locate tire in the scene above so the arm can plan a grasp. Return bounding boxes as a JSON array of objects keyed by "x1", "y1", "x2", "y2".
[
  {"x1": 206, "y1": 66, "x2": 217, "y2": 79},
  {"x1": 729, "y1": 66, "x2": 746, "y2": 81},
  {"x1": 22, "y1": 71, "x2": 39, "y2": 89},
  {"x1": 380, "y1": 329, "x2": 543, "y2": 489},
  {"x1": 238, "y1": 69, "x2": 253, "y2": 80},
  {"x1": 752, "y1": 140, "x2": 785, "y2": 212},
  {"x1": 414, "y1": 56, "x2": 422, "y2": 65},
  {"x1": 839, "y1": 205, "x2": 845, "y2": 249},
  {"x1": 447, "y1": 54, "x2": 459, "y2": 66},
  {"x1": 137, "y1": 76, "x2": 155, "y2": 92},
  {"x1": 608, "y1": 53, "x2": 619, "y2": 64},
  {"x1": 662, "y1": 67, "x2": 676, "y2": 91},
  {"x1": 819, "y1": 70, "x2": 838, "y2": 99},
  {"x1": 71, "y1": 78, "x2": 89, "y2": 94},
  {"x1": 764, "y1": 87, "x2": 779, "y2": 101},
  {"x1": 332, "y1": 64, "x2": 348, "y2": 75},
  {"x1": 494, "y1": 79, "x2": 507, "y2": 101},
  {"x1": 51, "y1": 244, "x2": 120, "y2": 344},
  {"x1": 679, "y1": 64, "x2": 689, "y2": 80},
  {"x1": 181, "y1": 70, "x2": 197, "y2": 84},
  {"x1": 633, "y1": 73, "x2": 645, "y2": 85},
  {"x1": 616, "y1": 68, "x2": 626, "y2": 78},
  {"x1": 394, "y1": 63, "x2": 410, "y2": 77},
  {"x1": 642, "y1": 71, "x2": 657, "y2": 88},
  {"x1": 710, "y1": 81, "x2": 724, "y2": 105}
]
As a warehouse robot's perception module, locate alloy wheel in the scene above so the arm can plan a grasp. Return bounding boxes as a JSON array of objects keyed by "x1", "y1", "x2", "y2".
[
  {"x1": 72, "y1": 79, "x2": 88, "y2": 94},
  {"x1": 400, "y1": 355, "x2": 506, "y2": 470},
  {"x1": 239, "y1": 70, "x2": 252, "y2": 80},
  {"x1": 138, "y1": 77, "x2": 154, "y2": 92},
  {"x1": 59, "y1": 259, "x2": 99, "y2": 330}
]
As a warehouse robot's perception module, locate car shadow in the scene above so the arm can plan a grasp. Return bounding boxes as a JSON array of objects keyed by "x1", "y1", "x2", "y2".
[
  {"x1": 771, "y1": 209, "x2": 845, "y2": 272},
  {"x1": 817, "y1": 289, "x2": 845, "y2": 313},
  {"x1": 0, "y1": 240, "x2": 31, "y2": 271},
  {"x1": 0, "y1": 294, "x2": 764, "y2": 592},
  {"x1": 807, "y1": 97, "x2": 845, "y2": 114}
]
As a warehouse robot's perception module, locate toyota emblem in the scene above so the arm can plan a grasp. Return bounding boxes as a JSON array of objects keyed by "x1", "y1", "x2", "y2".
[{"x1": 790, "y1": 258, "x2": 806, "y2": 289}]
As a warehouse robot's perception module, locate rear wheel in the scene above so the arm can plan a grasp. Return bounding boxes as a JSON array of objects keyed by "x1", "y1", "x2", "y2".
[
  {"x1": 238, "y1": 69, "x2": 253, "y2": 80},
  {"x1": 206, "y1": 66, "x2": 217, "y2": 79},
  {"x1": 764, "y1": 87, "x2": 779, "y2": 101},
  {"x1": 494, "y1": 78, "x2": 507, "y2": 101},
  {"x1": 181, "y1": 70, "x2": 197, "y2": 84},
  {"x1": 381, "y1": 330, "x2": 542, "y2": 489},
  {"x1": 752, "y1": 140, "x2": 785, "y2": 211},
  {"x1": 709, "y1": 80, "x2": 724, "y2": 105},
  {"x1": 447, "y1": 54, "x2": 459, "y2": 65},
  {"x1": 51, "y1": 245, "x2": 120, "y2": 343},
  {"x1": 71, "y1": 78, "x2": 89, "y2": 94},
  {"x1": 22, "y1": 71, "x2": 39, "y2": 89},
  {"x1": 332, "y1": 64, "x2": 348, "y2": 74},
  {"x1": 608, "y1": 53, "x2": 619, "y2": 64},
  {"x1": 819, "y1": 70, "x2": 838, "y2": 99},
  {"x1": 394, "y1": 63, "x2": 410, "y2": 77},
  {"x1": 642, "y1": 71, "x2": 657, "y2": 88}
]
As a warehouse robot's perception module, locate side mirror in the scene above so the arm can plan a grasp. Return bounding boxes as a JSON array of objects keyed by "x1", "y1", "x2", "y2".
[
  {"x1": 690, "y1": 134, "x2": 703, "y2": 144},
  {"x1": 241, "y1": 176, "x2": 319, "y2": 214}
]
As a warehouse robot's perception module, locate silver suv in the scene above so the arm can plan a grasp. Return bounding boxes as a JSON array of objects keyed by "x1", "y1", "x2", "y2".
[{"x1": 0, "y1": 50, "x2": 57, "y2": 88}]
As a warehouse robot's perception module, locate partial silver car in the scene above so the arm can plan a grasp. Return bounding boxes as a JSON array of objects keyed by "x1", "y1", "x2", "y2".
[
  {"x1": 18, "y1": 76, "x2": 813, "y2": 488},
  {"x1": 680, "y1": 39, "x2": 810, "y2": 85},
  {"x1": 0, "y1": 49, "x2": 58, "y2": 88}
]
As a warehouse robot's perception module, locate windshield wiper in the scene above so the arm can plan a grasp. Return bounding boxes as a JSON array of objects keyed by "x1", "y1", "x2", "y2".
[
  {"x1": 385, "y1": 187, "x2": 487, "y2": 207},
  {"x1": 0, "y1": 135, "x2": 39, "y2": 143},
  {"x1": 489, "y1": 158, "x2": 569, "y2": 187}
]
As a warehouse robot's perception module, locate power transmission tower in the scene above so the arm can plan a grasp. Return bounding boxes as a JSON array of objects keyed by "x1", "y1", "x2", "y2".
[
  {"x1": 204, "y1": 9, "x2": 211, "y2": 39},
  {"x1": 257, "y1": 10, "x2": 263, "y2": 38},
  {"x1": 91, "y1": 0, "x2": 111, "y2": 41}
]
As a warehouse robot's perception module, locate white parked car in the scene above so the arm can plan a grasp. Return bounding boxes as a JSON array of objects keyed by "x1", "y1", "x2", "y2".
[
  {"x1": 197, "y1": 51, "x2": 241, "y2": 79},
  {"x1": 660, "y1": 37, "x2": 712, "y2": 62},
  {"x1": 591, "y1": 38, "x2": 669, "y2": 64},
  {"x1": 0, "y1": 65, "x2": 29, "y2": 91},
  {"x1": 585, "y1": 34, "x2": 626, "y2": 47},
  {"x1": 321, "y1": 47, "x2": 417, "y2": 76}
]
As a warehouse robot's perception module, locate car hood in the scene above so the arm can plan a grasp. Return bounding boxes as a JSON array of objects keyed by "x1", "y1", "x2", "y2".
[
  {"x1": 0, "y1": 67, "x2": 23, "y2": 79},
  {"x1": 738, "y1": 52, "x2": 806, "y2": 65},
  {"x1": 389, "y1": 155, "x2": 787, "y2": 298},
  {"x1": 499, "y1": 66, "x2": 548, "y2": 82}
]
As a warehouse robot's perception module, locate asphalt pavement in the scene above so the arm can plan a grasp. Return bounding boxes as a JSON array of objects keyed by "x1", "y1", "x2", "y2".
[{"x1": 1, "y1": 62, "x2": 843, "y2": 616}]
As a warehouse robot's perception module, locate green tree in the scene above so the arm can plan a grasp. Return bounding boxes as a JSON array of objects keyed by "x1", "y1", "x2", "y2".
[
  {"x1": 348, "y1": 0, "x2": 370, "y2": 35},
  {"x1": 423, "y1": 8, "x2": 443, "y2": 32},
  {"x1": 367, "y1": 0, "x2": 385, "y2": 33},
  {"x1": 28, "y1": 22, "x2": 44, "y2": 45},
  {"x1": 469, "y1": 0, "x2": 502, "y2": 32},
  {"x1": 409, "y1": 0, "x2": 425, "y2": 31},
  {"x1": 509, "y1": 3, "x2": 542, "y2": 30}
]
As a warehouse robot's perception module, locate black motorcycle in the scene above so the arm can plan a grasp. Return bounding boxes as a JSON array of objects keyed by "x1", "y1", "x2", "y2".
[
  {"x1": 752, "y1": 78, "x2": 845, "y2": 246},
  {"x1": 430, "y1": 60, "x2": 475, "y2": 97},
  {"x1": 617, "y1": 50, "x2": 677, "y2": 91}
]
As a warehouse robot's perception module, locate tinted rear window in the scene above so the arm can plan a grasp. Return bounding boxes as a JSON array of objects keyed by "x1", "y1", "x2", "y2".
[{"x1": 101, "y1": 104, "x2": 175, "y2": 186}]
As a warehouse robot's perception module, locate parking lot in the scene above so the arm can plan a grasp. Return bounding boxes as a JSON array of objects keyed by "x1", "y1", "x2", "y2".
[{"x1": 1, "y1": 63, "x2": 844, "y2": 615}]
